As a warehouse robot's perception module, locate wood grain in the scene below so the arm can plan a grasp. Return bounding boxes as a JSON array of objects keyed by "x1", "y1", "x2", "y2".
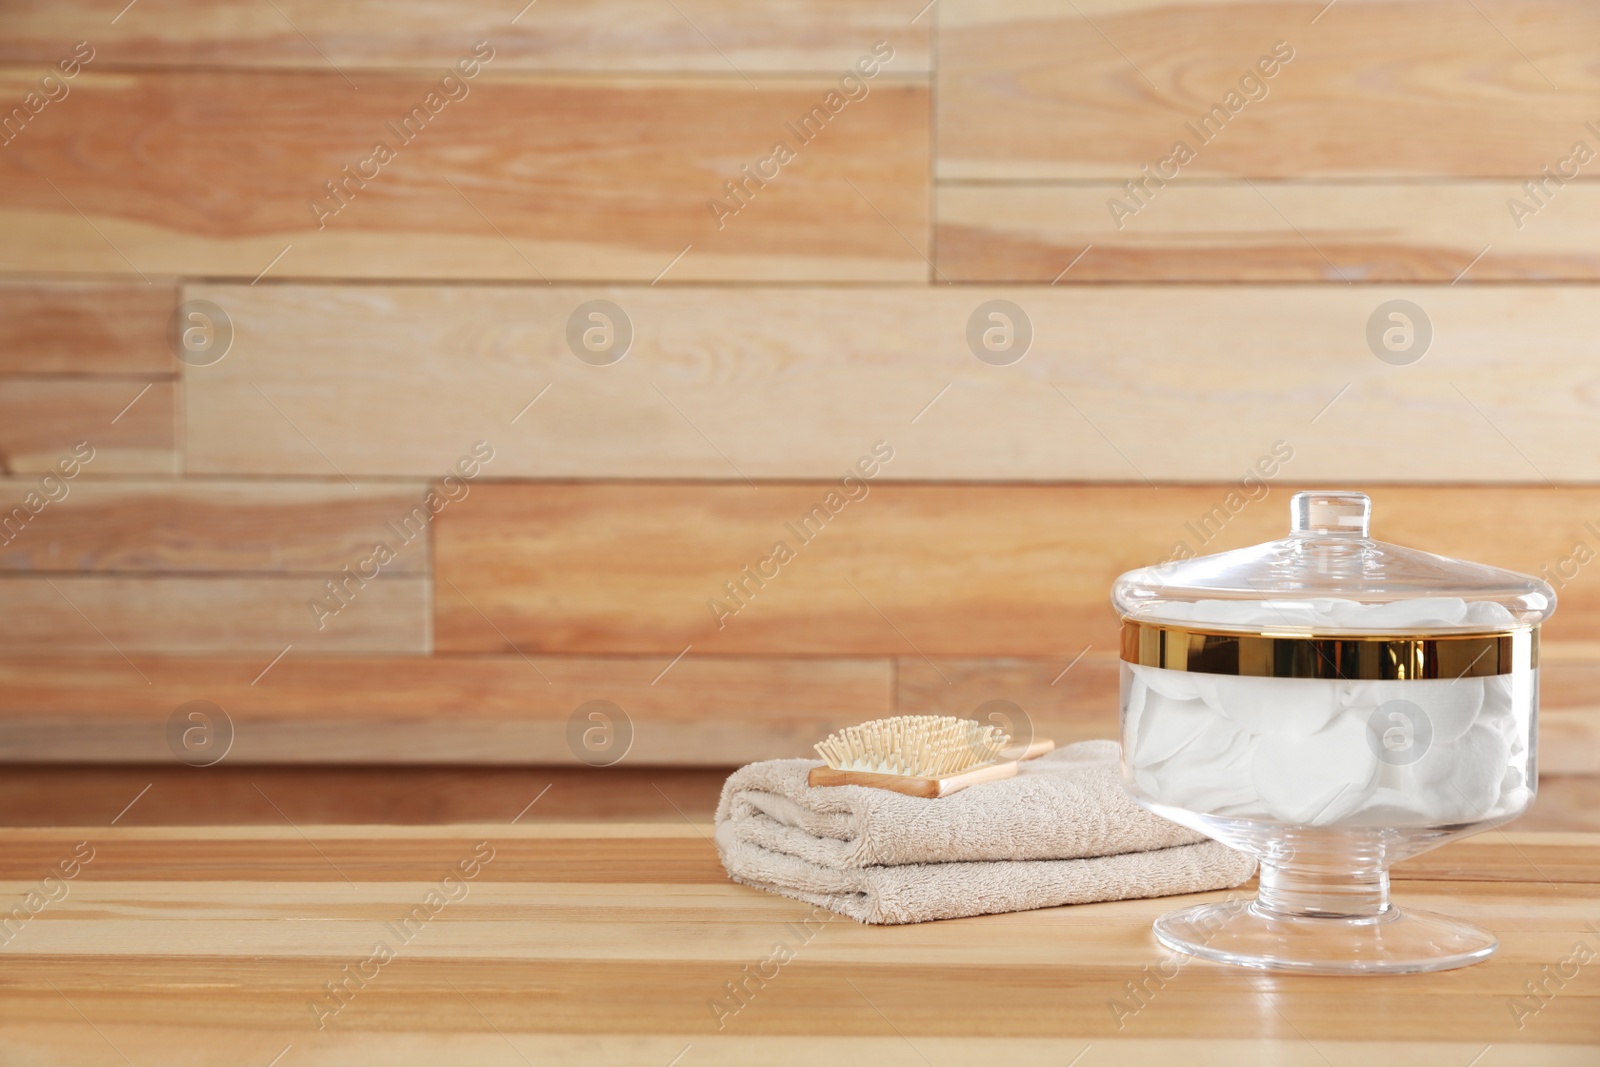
[
  {"x1": 1524, "y1": 776, "x2": 1600, "y2": 832},
  {"x1": 938, "y1": 0, "x2": 1600, "y2": 179},
  {"x1": 0, "y1": 649, "x2": 1590, "y2": 770},
  {"x1": 183, "y1": 282, "x2": 1600, "y2": 481},
  {"x1": 0, "y1": 655, "x2": 889, "y2": 764},
  {"x1": 0, "y1": 70, "x2": 929, "y2": 282},
  {"x1": 434, "y1": 484, "x2": 1600, "y2": 656},
  {"x1": 8, "y1": 1034, "x2": 1595, "y2": 1067},
  {"x1": 0, "y1": 766, "x2": 733, "y2": 825},
  {"x1": 807, "y1": 759, "x2": 1024, "y2": 798},
  {"x1": 0, "y1": 827, "x2": 1590, "y2": 1051},
  {"x1": 1, "y1": 763, "x2": 1593, "y2": 830},
  {"x1": 938, "y1": 182, "x2": 1600, "y2": 282},
  {"x1": 0, "y1": 1, "x2": 929, "y2": 73},
  {"x1": 1, "y1": 826, "x2": 1594, "y2": 885},
  {"x1": 0, "y1": 575, "x2": 428, "y2": 654},
  {"x1": 0, "y1": 764, "x2": 1595, "y2": 833},
  {"x1": 2, "y1": 0, "x2": 1599, "y2": 830},
  {"x1": 0, "y1": 480, "x2": 436, "y2": 573},
  {"x1": 897, "y1": 653, "x2": 1123, "y2": 749},
  {"x1": 0, "y1": 283, "x2": 177, "y2": 374},
  {"x1": 0, "y1": 378, "x2": 175, "y2": 474}
]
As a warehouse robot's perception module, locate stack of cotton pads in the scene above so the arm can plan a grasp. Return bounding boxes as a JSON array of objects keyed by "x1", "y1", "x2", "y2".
[
  {"x1": 1138, "y1": 596, "x2": 1517, "y2": 631},
  {"x1": 1124, "y1": 598, "x2": 1532, "y2": 827}
]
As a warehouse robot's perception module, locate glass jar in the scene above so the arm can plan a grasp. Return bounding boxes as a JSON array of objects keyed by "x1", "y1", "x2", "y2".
[{"x1": 1112, "y1": 490, "x2": 1554, "y2": 973}]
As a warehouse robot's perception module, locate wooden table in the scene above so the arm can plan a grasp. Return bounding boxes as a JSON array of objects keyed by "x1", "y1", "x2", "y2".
[{"x1": 1, "y1": 824, "x2": 1596, "y2": 1065}]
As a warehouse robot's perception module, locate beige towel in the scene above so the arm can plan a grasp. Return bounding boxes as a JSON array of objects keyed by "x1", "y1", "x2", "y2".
[{"x1": 715, "y1": 739, "x2": 1256, "y2": 924}]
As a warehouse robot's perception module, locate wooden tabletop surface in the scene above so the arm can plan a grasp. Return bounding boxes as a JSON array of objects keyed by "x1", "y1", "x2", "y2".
[{"x1": 0, "y1": 821, "x2": 1596, "y2": 1065}]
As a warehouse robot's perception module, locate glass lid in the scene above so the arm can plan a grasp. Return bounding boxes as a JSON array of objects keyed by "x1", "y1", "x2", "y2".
[{"x1": 1112, "y1": 491, "x2": 1556, "y2": 634}]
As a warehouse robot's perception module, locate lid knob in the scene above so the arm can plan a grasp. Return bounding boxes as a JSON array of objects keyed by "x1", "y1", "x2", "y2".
[{"x1": 1291, "y1": 490, "x2": 1370, "y2": 538}]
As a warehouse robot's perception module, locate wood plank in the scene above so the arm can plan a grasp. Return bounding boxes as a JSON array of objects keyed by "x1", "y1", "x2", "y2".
[
  {"x1": 0, "y1": 655, "x2": 888, "y2": 764},
  {"x1": 0, "y1": 1, "x2": 929, "y2": 73},
  {"x1": 0, "y1": 70, "x2": 929, "y2": 282},
  {"x1": 434, "y1": 484, "x2": 1600, "y2": 656},
  {"x1": 0, "y1": 960, "x2": 1595, "y2": 1044},
  {"x1": 1537, "y1": 657, "x2": 1600, "y2": 776},
  {"x1": 1522, "y1": 776, "x2": 1600, "y2": 832},
  {"x1": 0, "y1": 761, "x2": 1590, "y2": 831},
  {"x1": 0, "y1": 834, "x2": 726, "y2": 884},
  {"x1": 897, "y1": 654, "x2": 1600, "y2": 776},
  {"x1": 0, "y1": 283, "x2": 177, "y2": 374},
  {"x1": 6, "y1": 1036, "x2": 1587, "y2": 1067},
  {"x1": 896, "y1": 653, "x2": 1123, "y2": 748},
  {"x1": 183, "y1": 283, "x2": 1600, "y2": 481},
  {"x1": 0, "y1": 882, "x2": 1566, "y2": 976},
  {"x1": 0, "y1": 649, "x2": 1589, "y2": 771},
  {"x1": 938, "y1": 0, "x2": 1600, "y2": 179},
  {"x1": 0, "y1": 828, "x2": 1590, "y2": 1047},
  {"x1": 0, "y1": 824, "x2": 1591, "y2": 887},
  {"x1": 1400, "y1": 834, "x2": 1600, "y2": 884},
  {"x1": 0, "y1": 378, "x2": 174, "y2": 474},
  {"x1": 0, "y1": 575, "x2": 428, "y2": 654},
  {"x1": 19, "y1": 1035, "x2": 1586, "y2": 1067},
  {"x1": 937, "y1": 182, "x2": 1600, "y2": 283},
  {"x1": 0, "y1": 480, "x2": 433, "y2": 574},
  {"x1": 0, "y1": 1034, "x2": 1589, "y2": 1067},
  {"x1": 0, "y1": 766, "x2": 733, "y2": 825}
]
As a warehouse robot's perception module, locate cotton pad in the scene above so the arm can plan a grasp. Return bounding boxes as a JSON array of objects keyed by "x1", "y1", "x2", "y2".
[
  {"x1": 1171, "y1": 711, "x2": 1251, "y2": 765},
  {"x1": 1474, "y1": 674, "x2": 1529, "y2": 759},
  {"x1": 1133, "y1": 601, "x2": 1195, "y2": 622},
  {"x1": 1353, "y1": 598, "x2": 1470, "y2": 629},
  {"x1": 1129, "y1": 691, "x2": 1214, "y2": 767},
  {"x1": 1146, "y1": 713, "x2": 1250, "y2": 783},
  {"x1": 1181, "y1": 597, "x2": 1484, "y2": 632},
  {"x1": 1187, "y1": 599, "x2": 1274, "y2": 626},
  {"x1": 1211, "y1": 675, "x2": 1341, "y2": 735},
  {"x1": 1130, "y1": 663, "x2": 1202, "y2": 702},
  {"x1": 1407, "y1": 723, "x2": 1512, "y2": 822},
  {"x1": 1147, "y1": 722, "x2": 1257, "y2": 812},
  {"x1": 1110, "y1": 490, "x2": 1556, "y2": 974},
  {"x1": 1481, "y1": 673, "x2": 1514, "y2": 714},
  {"x1": 1251, "y1": 712, "x2": 1379, "y2": 825},
  {"x1": 1305, "y1": 598, "x2": 1368, "y2": 625},
  {"x1": 1123, "y1": 594, "x2": 1534, "y2": 829},
  {"x1": 1347, "y1": 785, "x2": 1433, "y2": 826},
  {"x1": 1462, "y1": 600, "x2": 1518, "y2": 628},
  {"x1": 1343, "y1": 677, "x2": 1483, "y2": 745},
  {"x1": 1121, "y1": 671, "x2": 1147, "y2": 744}
]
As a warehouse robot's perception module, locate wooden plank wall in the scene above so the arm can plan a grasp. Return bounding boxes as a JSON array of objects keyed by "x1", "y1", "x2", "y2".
[{"x1": 1, "y1": 0, "x2": 1598, "y2": 773}]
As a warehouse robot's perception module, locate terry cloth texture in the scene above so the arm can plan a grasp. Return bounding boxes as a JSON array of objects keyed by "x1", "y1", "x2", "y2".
[{"x1": 714, "y1": 739, "x2": 1256, "y2": 924}]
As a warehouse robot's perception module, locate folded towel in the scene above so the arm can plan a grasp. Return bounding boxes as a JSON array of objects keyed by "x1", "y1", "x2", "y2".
[{"x1": 715, "y1": 739, "x2": 1256, "y2": 924}]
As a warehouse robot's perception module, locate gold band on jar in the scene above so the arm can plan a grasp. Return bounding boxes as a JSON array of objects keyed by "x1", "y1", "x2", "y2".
[{"x1": 1119, "y1": 620, "x2": 1536, "y2": 680}]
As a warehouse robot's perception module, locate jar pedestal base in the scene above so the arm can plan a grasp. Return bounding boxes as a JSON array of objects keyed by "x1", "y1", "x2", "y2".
[{"x1": 1154, "y1": 898, "x2": 1498, "y2": 974}]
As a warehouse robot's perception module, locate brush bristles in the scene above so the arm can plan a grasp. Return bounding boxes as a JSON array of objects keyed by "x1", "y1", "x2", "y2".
[{"x1": 814, "y1": 715, "x2": 1011, "y2": 778}]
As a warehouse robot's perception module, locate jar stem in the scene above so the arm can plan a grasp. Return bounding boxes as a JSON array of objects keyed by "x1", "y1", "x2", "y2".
[{"x1": 1254, "y1": 860, "x2": 1390, "y2": 920}]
